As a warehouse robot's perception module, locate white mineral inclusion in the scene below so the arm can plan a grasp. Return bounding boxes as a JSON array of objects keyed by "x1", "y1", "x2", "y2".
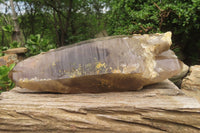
[
  {"x1": 122, "y1": 63, "x2": 140, "y2": 73},
  {"x1": 19, "y1": 77, "x2": 51, "y2": 82},
  {"x1": 123, "y1": 37, "x2": 129, "y2": 40},
  {"x1": 141, "y1": 43, "x2": 158, "y2": 79}
]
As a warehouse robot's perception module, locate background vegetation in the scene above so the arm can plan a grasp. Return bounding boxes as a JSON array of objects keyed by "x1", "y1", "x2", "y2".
[
  {"x1": 0, "y1": 0, "x2": 199, "y2": 64},
  {"x1": 0, "y1": 63, "x2": 15, "y2": 93}
]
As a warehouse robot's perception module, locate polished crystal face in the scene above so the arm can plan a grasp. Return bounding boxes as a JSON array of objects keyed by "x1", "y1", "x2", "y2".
[{"x1": 11, "y1": 32, "x2": 182, "y2": 93}]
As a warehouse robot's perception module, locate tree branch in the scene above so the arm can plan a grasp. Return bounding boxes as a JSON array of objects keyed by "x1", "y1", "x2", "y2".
[
  {"x1": 1, "y1": 0, "x2": 9, "y2": 7},
  {"x1": 44, "y1": 1, "x2": 67, "y2": 19},
  {"x1": 65, "y1": 0, "x2": 73, "y2": 32},
  {"x1": 153, "y1": 2, "x2": 171, "y2": 30},
  {"x1": 132, "y1": 22, "x2": 152, "y2": 33},
  {"x1": 153, "y1": 2, "x2": 163, "y2": 11}
]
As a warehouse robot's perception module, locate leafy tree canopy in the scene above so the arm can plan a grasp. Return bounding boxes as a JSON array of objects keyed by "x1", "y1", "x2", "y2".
[{"x1": 0, "y1": 0, "x2": 199, "y2": 65}]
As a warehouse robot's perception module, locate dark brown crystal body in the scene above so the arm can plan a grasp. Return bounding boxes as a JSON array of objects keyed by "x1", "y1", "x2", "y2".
[{"x1": 11, "y1": 32, "x2": 182, "y2": 93}]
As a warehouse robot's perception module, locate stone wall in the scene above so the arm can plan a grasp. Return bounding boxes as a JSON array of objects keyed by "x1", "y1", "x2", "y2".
[{"x1": 0, "y1": 47, "x2": 27, "y2": 67}]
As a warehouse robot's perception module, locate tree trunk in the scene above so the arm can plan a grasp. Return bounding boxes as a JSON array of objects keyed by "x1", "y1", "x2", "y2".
[
  {"x1": 52, "y1": 9, "x2": 60, "y2": 46},
  {"x1": 0, "y1": 80, "x2": 200, "y2": 132},
  {"x1": 65, "y1": 0, "x2": 73, "y2": 40},
  {"x1": 51, "y1": 2, "x2": 65, "y2": 47},
  {"x1": 58, "y1": 13, "x2": 65, "y2": 46},
  {"x1": 1, "y1": 29, "x2": 4, "y2": 46},
  {"x1": 10, "y1": 0, "x2": 23, "y2": 45}
]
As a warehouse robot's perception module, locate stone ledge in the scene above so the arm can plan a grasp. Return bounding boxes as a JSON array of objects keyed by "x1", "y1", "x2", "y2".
[
  {"x1": 3, "y1": 47, "x2": 27, "y2": 54},
  {"x1": 0, "y1": 54, "x2": 18, "y2": 67},
  {"x1": 182, "y1": 65, "x2": 200, "y2": 103},
  {"x1": 0, "y1": 80, "x2": 200, "y2": 132}
]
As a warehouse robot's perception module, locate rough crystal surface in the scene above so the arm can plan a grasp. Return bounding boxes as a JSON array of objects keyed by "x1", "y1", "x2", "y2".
[{"x1": 11, "y1": 32, "x2": 182, "y2": 93}]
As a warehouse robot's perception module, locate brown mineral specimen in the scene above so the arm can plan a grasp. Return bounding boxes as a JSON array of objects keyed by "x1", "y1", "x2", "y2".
[{"x1": 10, "y1": 32, "x2": 182, "y2": 93}]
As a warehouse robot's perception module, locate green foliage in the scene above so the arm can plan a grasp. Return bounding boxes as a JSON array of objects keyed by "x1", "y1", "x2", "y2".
[
  {"x1": 1, "y1": 0, "x2": 199, "y2": 65},
  {"x1": 0, "y1": 14, "x2": 13, "y2": 48},
  {"x1": 0, "y1": 50, "x2": 3, "y2": 57},
  {"x1": 16, "y1": 0, "x2": 106, "y2": 46},
  {"x1": 0, "y1": 50, "x2": 3, "y2": 56},
  {"x1": 0, "y1": 64, "x2": 15, "y2": 93},
  {"x1": 2, "y1": 24, "x2": 13, "y2": 32},
  {"x1": 0, "y1": 42, "x2": 20, "y2": 57},
  {"x1": 9, "y1": 41, "x2": 21, "y2": 48},
  {"x1": 0, "y1": 46, "x2": 9, "y2": 57},
  {"x1": 106, "y1": 0, "x2": 200, "y2": 65},
  {"x1": 25, "y1": 34, "x2": 56, "y2": 56}
]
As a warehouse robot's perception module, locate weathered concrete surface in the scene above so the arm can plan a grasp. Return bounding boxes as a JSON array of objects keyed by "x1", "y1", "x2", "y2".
[
  {"x1": 0, "y1": 80, "x2": 200, "y2": 133},
  {"x1": 11, "y1": 32, "x2": 182, "y2": 93}
]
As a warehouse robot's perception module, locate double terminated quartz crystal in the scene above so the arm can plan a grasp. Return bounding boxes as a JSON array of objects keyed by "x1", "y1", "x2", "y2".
[{"x1": 11, "y1": 32, "x2": 182, "y2": 93}]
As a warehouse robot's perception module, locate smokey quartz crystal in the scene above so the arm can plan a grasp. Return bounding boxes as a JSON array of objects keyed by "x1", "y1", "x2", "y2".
[{"x1": 11, "y1": 32, "x2": 182, "y2": 93}]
